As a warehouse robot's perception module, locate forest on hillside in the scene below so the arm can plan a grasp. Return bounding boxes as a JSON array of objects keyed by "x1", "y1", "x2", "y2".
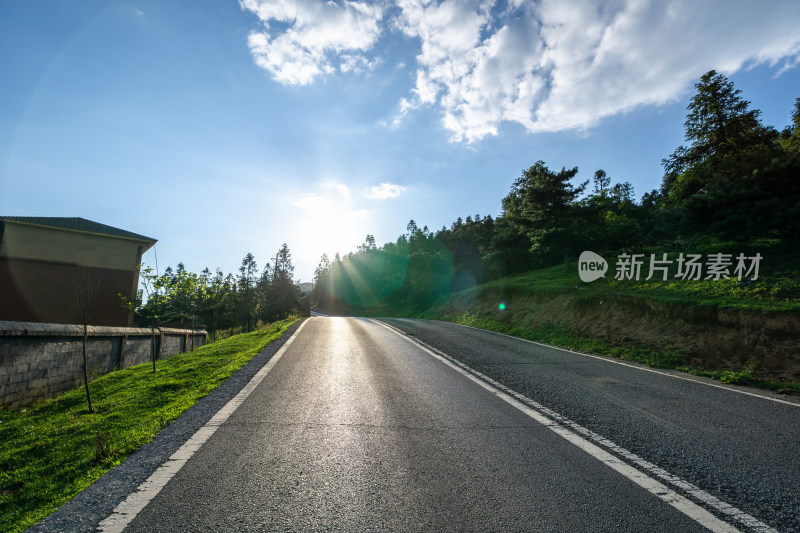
[{"x1": 313, "y1": 71, "x2": 800, "y2": 314}]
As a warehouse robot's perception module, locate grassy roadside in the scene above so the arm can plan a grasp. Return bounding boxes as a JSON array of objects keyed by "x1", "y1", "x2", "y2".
[
  {"x1": 422, "y1": 244, "x2": 800, "y2": 390},
  {"x1": 333, "y1": 244, "x2": 800, "y2": 318},
  {"x1": 328, "y1": 243, "x2": 799, "y2": 390},
  {"x1": 0, "y1": 318, "x2": 298, "y2": 533},
  {"x1": 437, "y1": 312, "x2": 799, "y2": 392},
  {"x1": 453, "y1": 258, "x2": 800, "y2": 314}
]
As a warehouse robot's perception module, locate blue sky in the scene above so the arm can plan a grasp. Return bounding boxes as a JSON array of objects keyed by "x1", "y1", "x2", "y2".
[{"x1": 2, "y1": 1, "x2": 799, "y2": 282}]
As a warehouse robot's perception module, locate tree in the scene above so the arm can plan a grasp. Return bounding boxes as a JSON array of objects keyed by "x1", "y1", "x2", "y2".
[
  {"x1": 175, "y1": 268, "x2": 205, "y2": 350},
  {"x1": 436, "y1": 214, "x2": 495, "y2": 288},
  {"x1": 121, "y1": 265, "x2": 168, "y2": 373},
  {"x1": 578, "y1": 171, "x2": 642, "y2": 253},
  {"x1": 685, "y1": 155, "x2": 800, "y2": 245},
  {"x1": 272, "y1": 244, "x2": 298, "y2": 319},
  {"x1": 400, "y1": 220, "x2": 452, "y2": 308},
  {"x1": 162, "y1": 265, "x2": 204, "y2": 334},
  {"x1": 255, "y1": 262, "x2": 273, "y2": 324},
  {"x1": 779, "y1": 98, "x2": 800, "y2": 156},
  {"x1": 661, "y1": 70, "x2": 779, "y2": 203},
  {"x1": 238, "y1": 253, "x2": 258, "y2": 331},
  {"x1": 502, "y1": 161, "x2": 588, "y2": 265},
  {"x1": 483, "y1": 215, "x2": 535, "y2": 278},
  {"x1": 74, "y1": 268, "x2": 100, "y2": 413},
  {"x1": 357, "y1": 235, "x2": 377, "y2": 253},
  {"x1": 312, "y1": 253, "x2": 330, "y2": 307},
  {"x1": 592, "y1": 169, "x2": 611, "y2": 195},
  {"x1": 202, "y1": 268, "x2": 228, "y2": 341}
]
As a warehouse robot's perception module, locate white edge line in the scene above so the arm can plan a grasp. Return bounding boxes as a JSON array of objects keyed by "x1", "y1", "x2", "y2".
[
  {"x1": 424, "y1": 318, "x2": 800, "y2": 408},
  {"x1": 373, "y1": 319, "x2": 779, "y2": 533},
  {"x1": 96, "y1": 319, "x2": 310, "y2": 533}
]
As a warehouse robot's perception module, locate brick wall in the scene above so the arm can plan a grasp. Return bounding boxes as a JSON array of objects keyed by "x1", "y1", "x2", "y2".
[{"x1": 0, "y1": 321, "x2": 207, "y2": 408}]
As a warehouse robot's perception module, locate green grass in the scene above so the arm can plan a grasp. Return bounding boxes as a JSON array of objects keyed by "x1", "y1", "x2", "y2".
[
  {"x1": 425, "y1": 242, "x2": 800, "y2": 389},
  {"x1": 443, "y1": 312, "x2": 690, "y2": 368},
  {"x1": 325, "y1": 240, "x2": 800, "y2": 316},
  {"x1": 439, "y1": 312, "x2": 800, "y2": 393},
  {"x1": 0, "y1": 318, "x2": 298, "y2": 533},
  {"x1": 471, "y1": 258, "x2": 800, "y2": 313},
  {"x1": 318, "y1": 240, "x2": 800, "y2": 393}
]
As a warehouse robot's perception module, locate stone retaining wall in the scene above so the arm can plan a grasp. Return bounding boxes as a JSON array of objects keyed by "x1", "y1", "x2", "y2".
[{"x1": 0, "y1": 321, "x2": 207, "y2": 408}]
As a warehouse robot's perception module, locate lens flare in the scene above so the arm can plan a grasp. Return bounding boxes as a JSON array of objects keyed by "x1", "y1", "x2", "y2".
[{"x1": 498, "y1": 302, "x2": 506, "y2": 311}]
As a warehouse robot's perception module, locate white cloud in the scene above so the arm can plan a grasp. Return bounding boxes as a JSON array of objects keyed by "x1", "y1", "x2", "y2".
[
  {"x1": 340, "y1": 53, "x2": 381, "y2": 74},
  {"x1": 323, "y1": 181, "x2": 352, "y2": 200},
  {"x1": 395, "y1": 0, "x2": 800, "y2": 141},
  {"x1": 407, "y1": 0, "x2": 800, "y2": 141},
  {"x1": 363, "y1": 181, "x2": 407, "y2": 199},
  {"x1": 240, "y1": 0, "x2": 384, "y2": 85},
  {"x1": 392, "y1": 97, "x2": 414, "y2": 128},
  {"x1": 291, "y1": 181, "x2": 352, "y2": 209},
  {"x1": 242, "y1": 0, "x2": 800, "y2": 141},
  {"x1": 291, "y1": 193, "x2": 327, "y2": 210}
]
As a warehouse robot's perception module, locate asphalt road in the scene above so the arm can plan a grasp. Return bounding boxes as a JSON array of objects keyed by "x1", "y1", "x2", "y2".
[
  {"x1": 378, "y1": 317, "x2": 800, "y2": 532},
  {"x1": 32, "y1": 316, "x2": 800, "y2": 532}
]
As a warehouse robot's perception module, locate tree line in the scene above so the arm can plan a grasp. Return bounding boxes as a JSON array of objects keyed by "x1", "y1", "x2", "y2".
[
  {"x1": 313, "y1": 70, "x2": 800, "y2": 313},
  {"x1": 126, "y1": 243, "x2": 308, "y2": 339}
]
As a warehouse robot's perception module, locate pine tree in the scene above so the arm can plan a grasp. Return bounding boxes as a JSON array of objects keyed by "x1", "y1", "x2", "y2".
[
  {"x1": 661, "y1": 70, "x2": 778, "y2": 203},
  {"x1": 502, "y1": 161, "x2": 587, "y2": 265}
]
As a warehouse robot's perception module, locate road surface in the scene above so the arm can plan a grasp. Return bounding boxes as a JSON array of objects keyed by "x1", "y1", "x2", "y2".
[{"x1": 31, "y1": 317, "x2": 800, "y2": 532}]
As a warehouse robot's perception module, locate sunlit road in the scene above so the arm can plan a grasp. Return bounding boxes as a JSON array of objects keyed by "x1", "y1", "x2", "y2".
[
  {"x1": 119, "y1": 316, "x2": 706, "y2": 531},
  {"x1": 33, "y1": 316, "x2": 800, "y2": 532}
]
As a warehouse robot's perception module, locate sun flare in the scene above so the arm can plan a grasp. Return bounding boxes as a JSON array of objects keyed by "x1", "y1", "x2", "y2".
[{"x1": 288, "y1": 187, "x2": 371, "y2": 270}]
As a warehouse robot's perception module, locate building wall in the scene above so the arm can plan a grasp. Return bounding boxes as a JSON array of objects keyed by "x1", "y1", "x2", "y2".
[
  {"x1": 0, "y1": 221, "x2": 150, "y2": 326},
  {"x1": 0, "y1": 321, "x2": 207, "y2": 408},
  {"x1": 0, "y1": 222, "x2": 144, "y2": 270},
  {"x1": 0, "y1": 258, "x2": 136, "y2": 326}
]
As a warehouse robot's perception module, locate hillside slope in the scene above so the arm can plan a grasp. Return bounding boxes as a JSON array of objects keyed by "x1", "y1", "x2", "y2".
[
  {"x1": 436, "y1": 278, "x2": 800, "y2": 383},
  {"x1": 331, "y1": 258, "x2": 800, "y2": 387}
]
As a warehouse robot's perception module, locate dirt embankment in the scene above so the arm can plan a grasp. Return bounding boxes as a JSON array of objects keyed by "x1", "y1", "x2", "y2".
[{"x1": 444, "y1": 289, "x2": 800, "y2": 383}]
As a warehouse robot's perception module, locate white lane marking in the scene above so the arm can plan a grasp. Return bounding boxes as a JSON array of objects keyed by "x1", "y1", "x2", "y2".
[
  {"x1": 96, "y1": 319, "x2": 309, "y2": 533},
  {"x1": 374, "y1": 319, "x2": 778, "y2": 533},
  {"x1": 426, "y1": 319, "x2": 800, "y2": 408}
]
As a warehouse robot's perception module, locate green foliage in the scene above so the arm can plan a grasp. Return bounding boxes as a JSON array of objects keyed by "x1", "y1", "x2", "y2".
[
  {"x1": 313, "y1": 70, "x2": 800, "y2": 391},
  {"x1": 656, "y1": 70, "x2": 800, "y2": 247},
  {"x1": 682, "y1": 156, "x2": 800, "y2": 244},
  {"x1": 502, "y1": 161, "x2": 588, "y2": 264},
  {"x1": 482, "y1": 216, "x2": 535, "y2": 278},
  {"x1": 237, "y1": 253, "x2": 259, "y2": 332},
  {"x1": 126, "y1": 245, "x2": 306, "y2": 339},
  {"x1": 441, "y1": 312, "x2": 689, "y2": 370},
  {"x1": 437, "y1": 215, "x2": 494, "y2": 288},
  {"x1": 270, "y1": 244, "x2": 302, "y2": 322},
  {"x1": 720, "y1": 360, "x2": 757, "y2": 385},
  {"x1": 120, "y1": 265, "x2": 166, "y2": 328},
  {"x1": 578, "y1": 172, "x2": 643, "y2": 254},
  {"x1": 301, "y1": 70, "x2": 800, "y2": 407},
  {"x1": 779, "y1": 98, "x2": 800, "y2": 155},
  {"x1": 661, "y1": 70, "x2": 780, "y2": 205},
  {"x1": 0, "y1": 319, "x2": 297, "y2": 533}
]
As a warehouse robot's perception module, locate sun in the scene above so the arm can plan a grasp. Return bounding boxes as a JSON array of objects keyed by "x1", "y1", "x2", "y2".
[{"x1": 287, "y1": 188, "x2": 372, "y2": 268}]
